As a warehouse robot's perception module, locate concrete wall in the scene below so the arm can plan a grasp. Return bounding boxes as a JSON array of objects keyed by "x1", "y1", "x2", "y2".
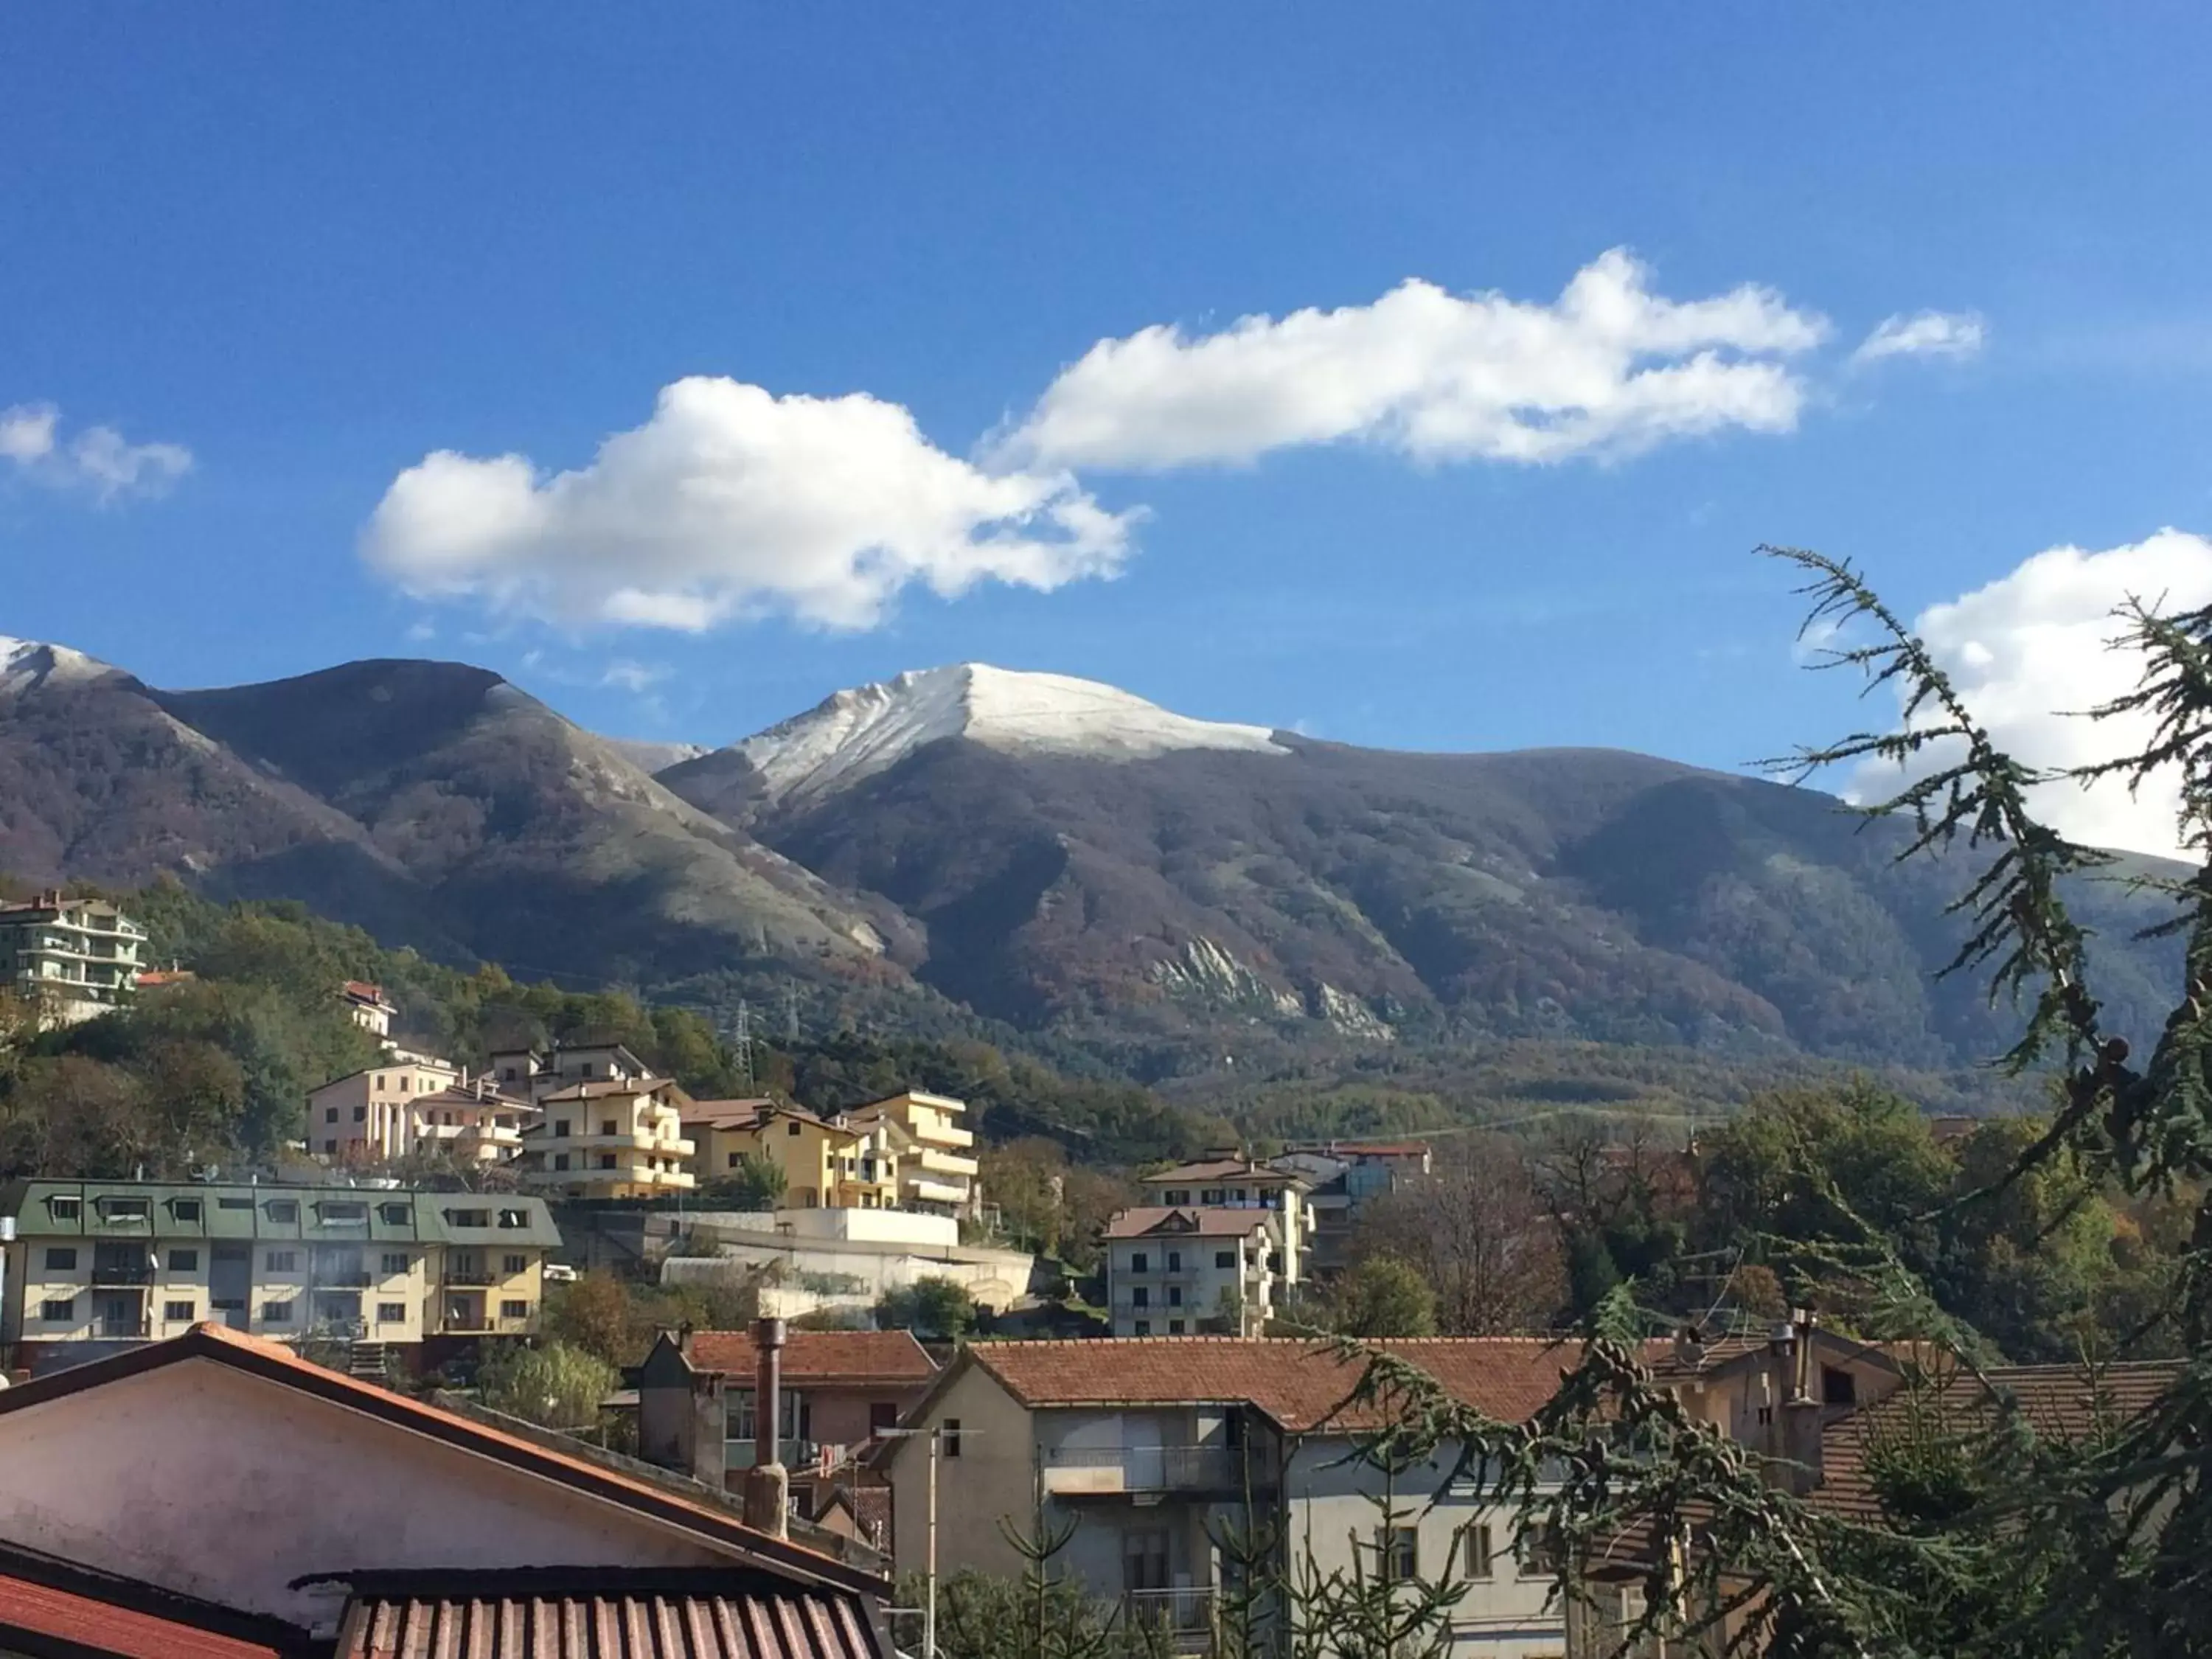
[
  {"x1": 691, "y1": 1208, "x2": 961, "y2": 1248},
  {"x1": 886, "y1": 1363, "x2": 1037, "y2": 1579},
  {"x1": 0, "y1": 1357, "x2": 734, "y2": 1635},
  {"x1": 659, "y1": 1222, "x2": 1032, "y2": 1312}
]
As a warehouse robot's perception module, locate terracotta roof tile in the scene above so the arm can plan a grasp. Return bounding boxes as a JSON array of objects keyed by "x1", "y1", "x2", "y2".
[
  {"x1": 1138, "y1": 1158, "x2": 1298, "y2": 1186},
  {"x1": 969, "y1": 1336, "x2": 1590, "y2": 1430},
  {"x1": 688, "y1": 1329, "x2": 939, "y2": 1386},
  {"x1": 1104, "y1": 1206, "x2": 1280, "y2": 1239},
  {"x1": 0, "y1": 1556, "x2": 300, "y2": 1659},
  {"x1": 1815, "y1": 1359, "x2": 2185, "y2": 1521}
]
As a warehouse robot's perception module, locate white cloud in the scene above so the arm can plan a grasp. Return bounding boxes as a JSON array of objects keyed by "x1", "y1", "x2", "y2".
[
  {"x1": 1851, "y1": 310, "x2": 1987, "y2": 365},
  {"x1": 1853, "y1": 529, "x2": 2212, "y2": 860},
  {"x1": 992, "y1": 249, "x2": 1829, "y2": 472},
  {"x1": 601, "y1": 659, "x2": 671, "y2": 693},
  {"x1": 0, "y1": 402, "x2": 192, "y2": 500},
  {"x1": 363, "y1": 376, "x2": 1133, "y2": 632}
]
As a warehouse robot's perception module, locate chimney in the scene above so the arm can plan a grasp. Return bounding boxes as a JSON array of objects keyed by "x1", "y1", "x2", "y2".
[
  {"x1": 1674, "y1": 1324, "x2": 1705, "y2": 1368},
  {"x1": 740, "y1": 1316, "x2": 789, "y2": 1538}
]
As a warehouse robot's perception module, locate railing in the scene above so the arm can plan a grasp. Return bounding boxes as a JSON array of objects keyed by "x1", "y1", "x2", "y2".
[
  {"x1": 440, "y1": 1314, "x2": 536, "y2": 1335},
  {"x1": 726, "y1": 1437, "x2": 818, "y2": 1472},
  {"x1": 1043, "y1": 1444, "x2": 1242, "y2": 1494},
  {"x1": 319, "y1": 1270, "x2": 375, "y2": 1287},
  {"x1": 444, "y1": 1270, "x2": 498, "y2": 1286},
  {"x1": 1121, "y1": 1589, "x2": 1216, "y2": 1638},
  {"x1": 90, "y1": 1264, "x2": 154, "y2": 1286}
]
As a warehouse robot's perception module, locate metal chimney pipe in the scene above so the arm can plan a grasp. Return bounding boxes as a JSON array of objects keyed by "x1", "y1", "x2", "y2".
[{"x1": 754, "y1": 1315, "x2": 787, "y2": 1470}]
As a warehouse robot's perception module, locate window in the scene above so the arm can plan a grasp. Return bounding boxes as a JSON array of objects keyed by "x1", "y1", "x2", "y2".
[
  {"x1": 324, "y1": 1107, "x2": 340, "y2": 1123},
  {"x1": 787, "y1": 1120, "x2": 801, "y2": 1136},
  {"x1": 318, "y1": 1201, "x2": 367, "y2": 1222},
  {"x1": 1131, "y1": 1251, "x2": 1149, "y2": 1273},
  {"x1": 97, "y1": 1196, "x2": 151, "y2": 1222},
  {"x1": 398, "y1": 1075, "x2": 409, "y2": 1093},
  {"x1": 378, "y1": 1302, "x2": 407, "y2": 1324},
  {"x1": 1168, "y1": 1318, "x2": 1186, "y2": 1335},
  {"x1": 265, "y1": 1200, "x2": 298, "y2": 1222},
  {"x1": 381, "y1": 1252, "x2": 410, "y2": 1275},
  {"x1": 581, "y1": 1062, "x2": 596, "y2": 1079},
  {"x1": 728, "y1": 1151, "x2": 742, "y2": 1168},
  {"x1": 598, "y1": 1153, "x2": 616, "y2": 1169},
  {"x1": 503, "y1": 1253, "x2": 528, "y2": 1274},
  {"x1": 168, "y1": 1248, "x2": 198, "y2": 1272},
  {"x1": 323, "y1": 1140, "x2": 338, "y2": 1154},
  {"x1": 1166, "y1": 1251, "x2": 1182, "y2": 1272},
  {"x1": 942, "y1": 1419, "x2": 962, "y2": 1457},
  {"x1": 1164, "y1": 1189, "x2": 1189, "y2": 1205},
  {"x1": 501, "y1": 1298, "x2": 529, "y2": 1318},
  {"x1": 171, "y1": 1198, "x2": 201, "y2": 1223},
  {"x1": 554, "y1": 1154, "x2": 571, "y2": 1171},
  {"x1": 379, "y1": 1202, "x2": 409, "y2": 1224},
  {"x1": 265, "y1": 1250, "x2": 297, "y2": 1272},
  {"x1": 554, "y1": 1119, "x2": 571, "y2": 1138},
  {"x1": 1132, "y1": 1287, "x2": 1150, "y2": 1308},
  {"x1": 48, "y1": 1194, "x2": 80, "y2": 1220},
  {"x1": 1133, "y1": 1320, "x2": 1152, "y2": 1335},
  {"x1": 1267, "y1": 1253, "x2": 1284, "y2": 1273},
  {"x1": 44, "y1": 1246, "x2": 77, "y2": 1271},
  {"x1": 1215, "y1": 1250, "x2": 1236, "y2": 1269},
  {"x1": 1124, "y1": 1529, "x2": 1169, "y2": 1593},
  {"x1": 496, "y1": 1209, "x2": 528, "y2": 1229},
  {"x1": 1378, "y1": 1526, "x2": 1418, "y2": 1581},
  {"x1": 870, "y1": 1402, "x2": 900, "y2": 1436},
  {"x1": 446, "y1": 1208, "x2": 490, "y2": 1228},
  {"x1": 1202, "y1": 1188, "x2": 1223, "y2": 1204},
  {"x1": 352, "y1": 1105, "x2": 366, "y2": 1122},
  {"x1": 218, "y1": 1196, "x2": 253, "y2": 1211},
  {"x1": 1515, "y1": 1523, "x2": 1557, "y2": 1577},
  {"x1": 1465, "y1": 1525, "x2": 1495, "y2": 1579},
  {"x1": 1167, "y1": 1287, "x2": 1183, "y2": 1307},
  {"x1": 261, "y1": 1299, "x2": 294, "y2": 1323},
  {"x1": 164, "y1": 1299, "x2": 195, "y2": 1321},
  {"x1": 1822, "y1": 1366, "x2": 1857, "y2": 1407}
]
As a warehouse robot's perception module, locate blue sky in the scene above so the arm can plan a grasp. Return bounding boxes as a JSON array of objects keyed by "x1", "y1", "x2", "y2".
[{"x1": 7, "y1": 4, "x2": 2212, "y2": 843}]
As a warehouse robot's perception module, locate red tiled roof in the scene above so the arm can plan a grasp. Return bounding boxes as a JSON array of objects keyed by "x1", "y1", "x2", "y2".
[
  {"x1": 0, "y1": 1547, "x2": 304, "y2": 1659},
  {"x1": 540, "y1": 1077, "x2": 677, "y2": 1102},
  {"x1": 329, "y1": 1568, "x2": 884, "y2": 1659},
  {"x1": 1104, "y1": 1206, "x2": 1279, "y2": 1239},
  {"x1": 1290, "y1": 1141, "x2": 1432, "y2": 1158},
  {"x1": 0, "y1": 1324, "x2": 880, "y2": 1596},
  {"x1": 1138, "y1": 1158, "x2": 1298, "y2": 1186},
  {"x1": 1815, "y1": 1360, "x2": 2185, "y2": 1521},
  {"x1": 968, "y1": 1336, "x2": 1590, "y2": 1430},
  {"x1": 688, "y1": 1330, "x2": 939, "y2": 1387},
  {"x1": 342, "y1": 981, "x2": 391, "y2": 1006}
]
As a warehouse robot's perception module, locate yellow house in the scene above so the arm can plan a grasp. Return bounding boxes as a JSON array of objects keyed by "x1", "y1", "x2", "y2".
[
  {"x1": 523, "y1": 1077, "x2": 697, "y2": 1200},
  {"x1": 843, "y1": 1091, "x2": 980, "y2": 1215},
  {"x1": 681, "y1": 1100, "x2": 900, "y2": 1209}
]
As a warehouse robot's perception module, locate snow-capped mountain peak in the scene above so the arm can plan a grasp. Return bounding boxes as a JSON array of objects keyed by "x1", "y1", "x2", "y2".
[
  {"x1": 0, "y1": 636, "x2": 113, "y2": 698},
  {"x1": 736, "y1": 663, "x2": 1287, "y2": 804}
]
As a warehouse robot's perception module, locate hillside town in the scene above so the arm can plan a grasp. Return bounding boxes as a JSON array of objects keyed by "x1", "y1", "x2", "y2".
[{"x1": 0, "y1": 902, "x2": 2187, "y2": 1658}]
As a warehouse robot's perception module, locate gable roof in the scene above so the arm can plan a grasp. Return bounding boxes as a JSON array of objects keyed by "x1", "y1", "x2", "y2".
[
  {"x1": 1814, "y1": 1359, "x2": 2185, "y2": 1521},
  {"x1": 1138, "y1": 1158, "x2": 1304, "y2": 1188},
  {"x1": 540, "y1": 1077, "x2": 678, "y2": 1103},
  {"x1": 1104, "y1": 1206, "x2": 1279, "y2": 1239},
  {"x1": 677, "y1": 1096, "x2": 779, "y2": 1128},
  {"x1": 0, "y1": 1541, "x2": 310, "y2": 1659},
  {"x1": 958, "y1": 1336, "x2": 1593, "y2": 1432},
  {"x1": 684, "y1": 1329, "x2": 939, "y2": 1387},
  {"x1": 0, "y1": 1324, "x2": 883, "y2": 1597}
]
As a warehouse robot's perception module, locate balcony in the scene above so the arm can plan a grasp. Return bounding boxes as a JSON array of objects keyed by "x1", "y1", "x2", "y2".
[
  {"x1": 1041, "y1": 1444, "x2": 1251, "y2": 1497},
  {"x1": 726, "y1": 1437, "x2": 817, "y2": 1472},
  {"x1": 911, "y1": 1121, "x2": 974, "y2": 1150},
  {"x1": 903, "y1": 1178, "x2": 968, "y2": 1207},
  {"x1": 90, "y1": 1264, "x2": 155, "y2": 1287},
  {"x1": 444, "y1": 1269, "x2": 498, "y2": 1287},
  {"x1": 318, "y1": 1271, "x2": 376, "y2": 1288},
  {"x1": 440, "y1": 1314, "x2": 536, "y2": 1335},
  {"x1": 1122, "y1": 1589, "x2": 1217, "y2": 1646},
  {"x1": 914, "y1": 1147, "x2": 980, "y2": 1179}
]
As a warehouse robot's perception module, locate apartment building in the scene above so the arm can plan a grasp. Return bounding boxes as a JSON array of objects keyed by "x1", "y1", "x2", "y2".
[
  {"x1": 880, "y1": 1338, "x2": 1585, "y2": 1656},
  {"x1": 681, "y1": 1099, "x2": 902, "y2": 1208},
  {"x1": 309, "y1": 1059, "x2": 537, "y2": 1166},
  {"x1": 0, "y1": 1179, "x2": 562, "y2": 1372},
  {"x1": 487, "y1": 1038, "x2": 651, "y2": 1102},
  {"x1": 524, "y1": 1077, "x2": 697, "y2": 1199},
  {"x1": 0, "y1": 891, "x2": 145, "y2": 1026},
  {"x1": 841, "y1": 1091, "x2": 980, "y2": 1215},
  {"x1": 1131, "y1": 1154, "x2": 1316, "y2": 1287},
  {"x1": 1105, "y1": 1207, "x2": 1281, "y2": 1336}
]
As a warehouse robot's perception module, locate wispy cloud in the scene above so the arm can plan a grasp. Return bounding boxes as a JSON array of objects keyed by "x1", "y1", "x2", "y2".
[
  {"x1": 601, "y1": 659, "x2": 672, "y2": 694},
  {"x1": 1, "y1": 403, "x2": 192, "y2": 501},
  {"x1": 1851, "y1": 310, "x2": 1987, "y2": 366}
]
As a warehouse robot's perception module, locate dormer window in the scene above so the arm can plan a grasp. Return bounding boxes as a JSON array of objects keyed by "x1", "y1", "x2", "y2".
[
  {"x1": 170, "y1": 1198, "x2": 202, "y2": 1223},
  {"x1": 379, "y1": 1202, "x2": 410, "y2": 1225},
  {"x1": 264, "y1": 1200, "x2": 299, "y2": 1223},
  {"x1": 95, "y1": 1196, "x2": 151, "y2": 1224},
  {"x1": 316, "y1": 1200, "x2": 369, "y2": 1222},
  {"x1": 48, "y1": 1194, "x2": 81, "y2": 1221}
]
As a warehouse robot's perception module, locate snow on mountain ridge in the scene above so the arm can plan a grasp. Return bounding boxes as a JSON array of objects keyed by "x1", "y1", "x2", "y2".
[
  {"x1": 737, "y1": 663, "x2": 1286, "y2": 804},
  {"x1": 0, "y1": 635, "x2": 112, "y2": 698}
]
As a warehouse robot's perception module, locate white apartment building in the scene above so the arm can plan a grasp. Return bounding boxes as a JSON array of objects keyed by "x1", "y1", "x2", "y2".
[
  {"x1": 0, "y1": 892, "x2": 145, "y2": 1026},
  {"x1": 1104, "y1": 1207, "x2": 1281, "y2": 1337},
  {"x1": 308, "y1": 1059, "x2": 538, "y2": 1166},
  {"x1": 880, "y1": 1338, "x2": 1587, "y2": 1657},
  {"x1": 1134, "y1": 1155, "x2": 1315, "y2": 1284}
]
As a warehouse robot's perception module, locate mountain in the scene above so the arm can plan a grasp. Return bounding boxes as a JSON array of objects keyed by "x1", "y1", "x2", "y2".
[
  {"x1": 664, "y1": 664, "x2": 2179, "y2": 1075},
  {"x1": 0, "y1": 643, "x2": 913, "y2": 987},
  {"x1": 4, "y1": 643, "x2": 2178, "y2": 1085}
]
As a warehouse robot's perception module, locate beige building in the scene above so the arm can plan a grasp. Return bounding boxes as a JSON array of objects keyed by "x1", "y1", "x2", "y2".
[
  {"x1": 842, "y1": 1091, "x2": 980, "y2": 1215},
  {"x1": 340, "y1": 979, "x2": 397, "y2": 1037},
  {"x1": 0, "y1": 891, "x2": 145, "y2": 1026},
  {"x1": 525, "y1": 1077, "x2": 697, "y2": 1200},
  {"x1": 1134, "y1": 1155, "x2": 1315, "y2": 1286},
  {"x1": 681, "y1": 1099, "x2": 902, "y2": 1208},
  {"x1": 0, "y1": 1179, "x2": 563, "y2": 1371},
  {"x1": 309, "y1": 1059, "x2": 537, "y2": 1166}
]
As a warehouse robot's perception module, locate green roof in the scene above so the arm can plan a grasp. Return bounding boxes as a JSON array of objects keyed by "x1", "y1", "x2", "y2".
[{"x1": 0, "y1": 1179, "x2": 563, "y2": 1248}]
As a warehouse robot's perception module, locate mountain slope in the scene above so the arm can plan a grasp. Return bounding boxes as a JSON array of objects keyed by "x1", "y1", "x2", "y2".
[{"x1": 667, "y1": 666, "x2": 2179, "y2": 1073}]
